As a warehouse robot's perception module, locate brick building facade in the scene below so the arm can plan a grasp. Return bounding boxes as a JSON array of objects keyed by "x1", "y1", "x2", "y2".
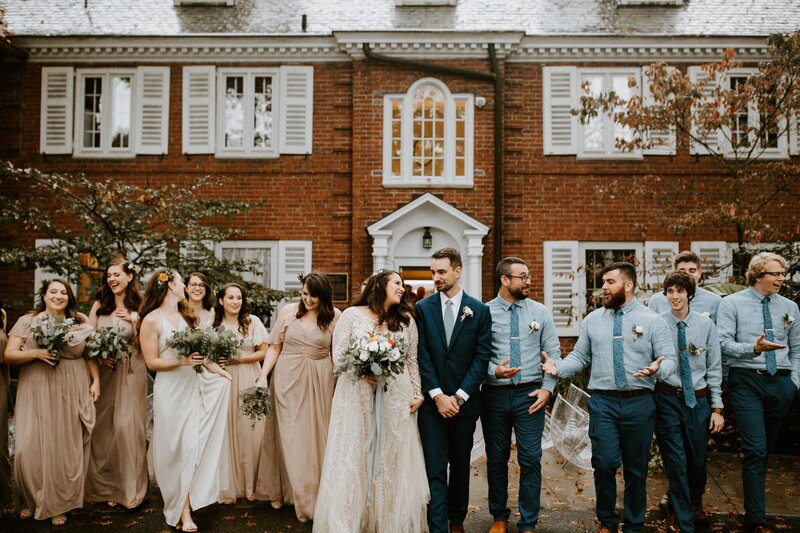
[{"x1": 1, "y1": 0, "x2": 799, "y2": 337}]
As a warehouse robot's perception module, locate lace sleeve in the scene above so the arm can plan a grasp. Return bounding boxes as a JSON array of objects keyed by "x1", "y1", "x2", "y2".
[
  {"x1": 332, "y1": 308, "x2": 354, "y2": 368},
  {"x1": 405, "y1": 318, "x2": 423, "y2": 399}
]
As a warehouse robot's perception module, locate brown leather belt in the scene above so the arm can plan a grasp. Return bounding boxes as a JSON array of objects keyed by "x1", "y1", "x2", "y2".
[
  {"x1": 733, "y1": 367, "x2": 791, "y2": 377},
  {"x1": 656, "y1": 381, "x2": 708, "y2": 399}
]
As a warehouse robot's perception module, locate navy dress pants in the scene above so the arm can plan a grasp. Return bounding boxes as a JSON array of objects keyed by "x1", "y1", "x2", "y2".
[
  {"x1": 729, "y1": 368, "x2": 796, "y2": 526},
  {"x1": 588, "y1": 393, "x2": 656, "y2": 533},
  {"x1": 654, "y1": 390, "x2": 712, "y2": 533},
  {"x1": 481, "y1": 382, "x2": 546, "y2": 531}
]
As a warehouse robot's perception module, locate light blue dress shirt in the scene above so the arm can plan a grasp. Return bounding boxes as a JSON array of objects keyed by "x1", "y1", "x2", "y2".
[
  {"x1": 485, "y1": 295, "x2": 560, "y2": 392},
  {"x1": 649, "y1": 286, "x2": 722, "y2": 323},
  {"x1": 659, "y1": 310, "x2": 724, "y2": 409},
  {"x1": 717, "y1": 287, "x2": 800, "y2": 390},
  {"x1": 556, "y1": 299, "x2": 677, "y2": 390}
]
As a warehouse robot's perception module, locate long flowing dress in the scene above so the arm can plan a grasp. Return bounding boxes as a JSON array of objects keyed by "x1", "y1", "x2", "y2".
[
  {"x1": 10, "y1": 312, "x2": 95, "y2": 520},
  {"x1": 313, "y1": 308, "x2": 429, "y2": 533},
  {"x1": 151, "y1": 311, "x2": 232, "y2": 527},
  {"x1": 0, "y1": 327, "x2": 11, "y2": 505},
  {"x1": 268, "y1": 311, "x2": 336, "y2": 521},
  {"x1": 220, "y1": 315, "x2": 269, "y2": 502},
  {"x1": 85, "y1": 314, "x2": 148, "y2": 508}
]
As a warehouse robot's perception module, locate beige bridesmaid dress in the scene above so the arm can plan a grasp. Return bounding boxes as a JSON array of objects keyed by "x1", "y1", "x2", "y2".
[
  {"x1": 85, "y1": 313, "x2": 148, "y2": 508},
  {"x1": 0, "y1": 328, "x2": 10, "y2": 504},
  {"x1": 220, "y1": 315, "x2": 269, "y2": 501},
  {"x1": 269, "y1": 312, "x2": 335, "y2": 521},
  {"x1": 10, "y1": 313, "x2": 95, "y2": 520}
]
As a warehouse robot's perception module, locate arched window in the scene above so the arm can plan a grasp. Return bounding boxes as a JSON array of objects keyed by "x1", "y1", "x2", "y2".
[{"x1": 383, "y1": 78, "x2": 474, "y2": 187}]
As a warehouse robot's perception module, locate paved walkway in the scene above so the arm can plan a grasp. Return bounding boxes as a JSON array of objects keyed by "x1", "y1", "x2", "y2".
[{"x1": 1, "y1": 450, "x2": 798, "y2": 532}]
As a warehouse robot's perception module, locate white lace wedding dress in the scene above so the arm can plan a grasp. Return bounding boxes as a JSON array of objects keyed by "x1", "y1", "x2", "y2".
[{"x1": 313, "y1": 308, "x2": 430, "y2": 533}]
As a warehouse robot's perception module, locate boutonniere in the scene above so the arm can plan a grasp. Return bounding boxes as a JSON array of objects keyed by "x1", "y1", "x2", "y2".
[
  {"x1": 688, "y1": 343, "x2": 705, "y2": 357},
  {"x1": 460, "y1": 306, "x2": 474, "y2": 322},
  {"x1": 785, "y1": 313, "x2": 795, "y2": 328},
  {"x1": 701, "y1": 311, "x2": 711, "y2": 319},
  {"x1": 631, "y1": 324, "x2": 644, "y2": 340},
  {"x1": 529, "y1": 320, "x2": 541, "y2": 333}
]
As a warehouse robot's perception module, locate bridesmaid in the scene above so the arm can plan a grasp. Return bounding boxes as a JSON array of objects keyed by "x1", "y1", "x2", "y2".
[
  {"x1": 0, "y1": 302, "x2": 10, "y2": 505},
  {"x1": 4, "y1": 279, "x2": 98, "y2": 527},
  {"x1": 213, "y1": 283, "x2": 270, "y2": 502},
  {"x1": 85, "y1": 258, "x2": 148, "y2": 509},
  {"x1": 138, "y1": 269, "x2": 232, "y2": 532},
  {"x1": 256, "y1": 272, "x2": 340, "y2": 522},
  {"x1": 185, "y1": 272, "x2": 214, "y2": 327}
]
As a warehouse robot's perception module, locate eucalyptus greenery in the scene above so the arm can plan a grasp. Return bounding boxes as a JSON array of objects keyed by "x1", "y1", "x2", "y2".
[
  {"x1": 239, "y1": 386, "x2": 272, "y2": 428},
  {"x1": 85, "y1": 326, "x2": 130, "y2": 370}
]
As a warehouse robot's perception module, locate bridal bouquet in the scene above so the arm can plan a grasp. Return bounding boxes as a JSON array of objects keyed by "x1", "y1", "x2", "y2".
[
  {"x1": 86, "y1": 326, "x2": 130, "y2": 370},
  {"x1": 30, "y1": 314, "x2": 74, "y2": 368},
  {"x1": 335, "y1": 331, "x2": 407, "y2": 390},
  {"x1": 206, "y1": 326, "x2": 242, "y2": 366},
  {"x1": 165, "y1": 328, "x2": 213, "y2": 373},
  {"x1": 239, "y1": 386, "x2": 272, "y2": 428}
]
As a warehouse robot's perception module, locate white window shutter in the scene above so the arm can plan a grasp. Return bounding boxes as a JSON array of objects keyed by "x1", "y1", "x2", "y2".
[
  {"x1": 136, "y1": 67, "x2": 170, "y2": 155},
  {"x1": 642, "y1": 66, "x2": 676, "y2": 156},
  {"x1": 789, "y1": 114, "x2": 798, "y2": 156},
  {"x1": 688, "y1": 66, "x2": 720, "y2": 155},
  {"x1": 182, "y1": 66, "x2": 215, "y2": 154},
  {"x1": 278, "y1": 241, "x2": 312, "y2": 291},
  {"x1": 542, "y1": 66, "x2": 578, "y2": 155},
  {"x1": 40, "y1": 67, "x2": 74, "y2": 154},
  {"x1": 279, "y1": 66, "x2": 313, "y2": 155},
  {"x1": 643, "y1": 241, "x2": 678, "y2": 291},
  {"x1": 691, "y1": 241, "x2": 730, "y2": 284},
  {"x1": 543, "y1": 241, "x2": 580, "y2": 336}
]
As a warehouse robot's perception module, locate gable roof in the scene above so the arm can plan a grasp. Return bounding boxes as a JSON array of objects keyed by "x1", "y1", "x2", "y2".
[{"x1": 2, "y1": 0, "x2": 799, "y2": 38}]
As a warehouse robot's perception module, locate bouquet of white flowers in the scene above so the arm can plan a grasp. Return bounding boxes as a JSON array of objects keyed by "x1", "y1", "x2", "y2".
[
  {"x1": 30, "y1": 314, "x2": 75, "y2": 368},
  {"x1": 335, "y1": 331, "x2": 406, "y2": 390},
  {"x1": 86, "y1": 326, "x2": 130, "y2": 370}
]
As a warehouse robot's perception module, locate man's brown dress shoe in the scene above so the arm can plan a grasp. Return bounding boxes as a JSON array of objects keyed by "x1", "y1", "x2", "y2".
[
  {"x1": 692, "y1": 502, "x2": 709, "y2": 526},
  {"x1": 450, "y1": 524, "x2": 466, "y2": 533},
  {"x1": 597, "y1": 527, "x2": 617, "y2": 533},
  {"x1": 488, "y1": 520, "x2": 508, "y2": 533}
]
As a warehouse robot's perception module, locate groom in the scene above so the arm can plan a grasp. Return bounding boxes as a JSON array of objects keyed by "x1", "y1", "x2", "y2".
[{"x1": 417, "y1": 247, "x2": 493, "y2": 533}]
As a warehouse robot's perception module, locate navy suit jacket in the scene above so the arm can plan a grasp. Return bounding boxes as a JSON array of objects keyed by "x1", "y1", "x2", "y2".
[{"x1": 416, "y1": 290, "x2": 493, "y2": 418}]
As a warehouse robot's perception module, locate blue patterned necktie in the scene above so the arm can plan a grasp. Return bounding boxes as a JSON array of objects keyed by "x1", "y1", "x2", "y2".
[
  {"x1": 762, "y1": 297, "x2": 778, "y2": 375},
  {"x1": 444, "y1": 299, "x2": 455, "y2": 346},
  {"x1": 612, "y1": 308, "x2": 627, "y2": 389},
  {"x1": 510, "y1": 304, "x2": 521, "y2": 384},
  {"x1": 677, "y1": 321, "x2": 697, "y2": 408}
]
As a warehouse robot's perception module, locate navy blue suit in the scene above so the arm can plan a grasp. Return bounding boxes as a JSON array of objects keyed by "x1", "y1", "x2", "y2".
[{"x1": 416, "y1": 290, "x2": 492, "y2": 532}]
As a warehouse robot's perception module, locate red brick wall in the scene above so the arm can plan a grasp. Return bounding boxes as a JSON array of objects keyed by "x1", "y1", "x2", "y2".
[{"x1": 1, "y1": 57, "x2": 796, "y2": 323}]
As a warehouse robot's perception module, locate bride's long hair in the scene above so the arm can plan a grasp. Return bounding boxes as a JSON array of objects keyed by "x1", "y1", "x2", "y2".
[{"x1": 354, "y1": 270, "x2": 414, "y2": 332}]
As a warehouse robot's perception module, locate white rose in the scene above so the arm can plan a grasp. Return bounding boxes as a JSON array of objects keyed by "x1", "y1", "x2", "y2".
[
  {"x1": 389, "y1": 348, "x2": 402, "y2": 362},
  {"x1": 367, "y1": 341, "x2": 379, "y2": 352},
  {"x1": 634, "y1": 326, "x2": 644, "y2": 334},
  {"x1": 358, "y1": 350, "x2": 370, "y2": 362}
]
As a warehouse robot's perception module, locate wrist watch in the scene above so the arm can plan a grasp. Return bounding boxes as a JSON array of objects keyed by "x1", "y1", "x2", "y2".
[
  {"x1": 456, "y1": 394, "x2": 465, "y2": 406},
  {"x1": 712, "y1": 408, "x2": 723, "y2": 415}
]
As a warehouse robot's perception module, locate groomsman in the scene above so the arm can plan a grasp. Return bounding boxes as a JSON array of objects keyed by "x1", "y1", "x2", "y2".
[
  {"x1": 717, "y1": 252, "x2": 799, "y2": 533},
  {"x1": 482, "y1": 257, "x2": 559, "y2": 533},
  {"x1": 416, "y1": 248, "x2": 493, "y2": 533},
  {"x1": 542, "y1": 262, "x2": 676, "y2": 533},
  {"x1": 649, "y1": 251, "x2": 722, "y2": 321},
  {"x1": 654, "y1": 272, "x2": 724, "y2": 533},
  {"x1": 649, "y1": 251, "x2": 722, "y2": 522}
]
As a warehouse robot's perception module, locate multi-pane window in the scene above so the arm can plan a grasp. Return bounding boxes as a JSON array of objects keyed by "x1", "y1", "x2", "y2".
[
  {"x1": 217, "y1": 68, "x2": 278, "y2": 157},
  {"x1": 383, "y1": 77, "x2": 474, "y2": 187},
  {"x1": 578, "y1": 69, "x2": 640, "y2": 158},
  {"x1": 75, "y1": 70, "x2": 134, "y2": 156}
]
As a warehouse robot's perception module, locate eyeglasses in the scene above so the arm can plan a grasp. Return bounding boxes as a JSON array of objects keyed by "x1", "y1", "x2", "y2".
[
  {"x1": 187, "y1": 282, "x2": 205, "y2": 288},
  {"x1": 763, "y1": 271, "x2": 786, "y2": 278},
  {"x1": 507, "y1": 274, "x2": 531, "y2": 283}
]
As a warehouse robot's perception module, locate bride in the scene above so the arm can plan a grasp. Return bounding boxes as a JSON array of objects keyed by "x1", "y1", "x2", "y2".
[{"x1": 313, "y1": 270, "x2": 429, "y2": 532}]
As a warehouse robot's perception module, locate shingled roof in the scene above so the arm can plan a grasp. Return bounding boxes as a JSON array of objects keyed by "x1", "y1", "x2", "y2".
[{"x1": 2, "y1": 0, "x2": 799, "y2": 38}]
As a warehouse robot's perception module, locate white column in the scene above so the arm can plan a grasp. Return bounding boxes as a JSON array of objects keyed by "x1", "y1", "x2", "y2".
[
  {"x1": 464, "y1": 230, "x2": 485, "y2": 298},
  {"x1": 370, "y1": 230, "x2": 393, "y2": 272}
]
